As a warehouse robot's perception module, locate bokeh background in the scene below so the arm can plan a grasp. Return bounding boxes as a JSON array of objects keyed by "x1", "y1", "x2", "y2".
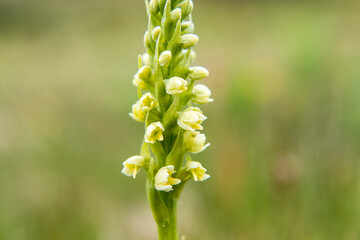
[{"x1": 1, "y1": 0, "x2": 360, "y2": 239}]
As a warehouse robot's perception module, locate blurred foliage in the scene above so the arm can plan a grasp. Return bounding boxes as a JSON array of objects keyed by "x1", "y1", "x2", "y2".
[{"x1": 0, "y1": 0, "x2": 360, "y2": 239}]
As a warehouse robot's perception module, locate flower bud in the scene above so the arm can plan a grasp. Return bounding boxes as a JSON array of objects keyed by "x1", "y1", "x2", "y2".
[
  {"x1": 151, "y1": 26, "x2": 162, "y2": 41},
  {"x1": 178, "y1": 0, "x2": 193, "y2": 19},
  {"x1": 144, "y1": 31, "x2": 151, "y2": 49},
  {"x1": 181, "y1": 34, "x2": 199, "y2": 49},
  {"x1": 165, "y1": 77, "x2": 187, "y2": 95},
  {"x1": 137, "y1": 66, "x2": 152, "y2": 81},
  {"x1": 183, "y1": 131, "x2": 210, "y2": 153},
  {"x1": 122, "y1": 155, "x2": 145, "y2": 179},
  {"x1": 155, "y1": 165, "x2": 181, "y2": 192},
  {"x1": 129, "y1": 102, "x2": 147, "y2": 122},
  {"x1": 159, "y1": 50, "x2": 172, "y2": 67},
  {"x1": 142, "y1": 53, "x2": 151, "y2": 66},
  {"x1": 192, "y1": 84, "x2": 214, "y2": 104},
  {"x1": 145, "y1": 121, "x2": 165, "y2": 144},
  {"x1": 139, "y1": 92, "x2": 158, "y2": 111},
  {"x1": 149, "y1": 0, "x2": 159, "y2": 15},
  {"x1": 189, "y1": 66, "x2": 209, "y2": 80},
  {"x1": 185, "y1": 161, "x2": 210, "y2": 181},
  {"x1": 177, "y1": 106, "x2": 206, "y2": 131},
  {"x1": 171, "y1": 8, "x2": 182, "y2": 22}
]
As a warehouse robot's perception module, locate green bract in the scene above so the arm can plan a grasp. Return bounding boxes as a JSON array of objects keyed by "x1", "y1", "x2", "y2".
[{"x1": 122, "y1": 1, "x2": 213, "y2": 239}]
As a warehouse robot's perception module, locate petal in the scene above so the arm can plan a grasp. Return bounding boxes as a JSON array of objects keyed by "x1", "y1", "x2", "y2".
[
  {"x1": 170, "y1": 178, "x2": 181, "y2": 185},
  {"x1": 192, "y1": 123, "x2": 203, "y2": 130},
  {"x1": 157, "y1": 134, "x2": 164, "y2": 141},
  {"x1": 177, "y1": 119, "x2": 194, "y2": 131},
  {"x1": 200, "y1": 174, "x2": 210, "y2": 181},
  {"x1": 155, "y1": 122, "x2": 165, "y2": 131},
  {"x1": 121, "y1": 167, "x2": 133, "y2": 177},
  {"x1": 186, "y1": 161, "x2": 200, "y2": 170},
  {"x1": 132, "y1": 166, "x2": 138, "y2": 179},
  {"x1": 155, "y1": 184, "x2": 173, "y2": 192},
  {"x1": 193, "y1": 143, "x2": 211, "y2": 154},
  {"x1": 145, "y1": 137, "x2": 156, "y2": 144}
]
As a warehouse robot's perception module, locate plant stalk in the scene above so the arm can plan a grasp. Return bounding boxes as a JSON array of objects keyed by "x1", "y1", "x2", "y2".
[{"x1": 157, "y1": 199, "x2": 179, "y2": 240}]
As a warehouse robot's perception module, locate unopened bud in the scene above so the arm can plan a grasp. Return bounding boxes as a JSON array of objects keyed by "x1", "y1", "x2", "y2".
[
  {"x1": 151, "y1": 26, "x2": 162, "y2": 41},
  {"x1": 144, "y1": 31, "x2": 151, "y2": 49},
  {"x1": 181, "y1": 34, "x2": 199, "y2": 49},
  {"x1": 149, "y1": 0, "x2": 159, "y2": 15},
  {"x1": 171, "y1": 8, "x2": 182, "y2": 22},
  {"x1": 159, "y1": 50, "x2": 172, "y2": 67},
  {"x1": 192, "y1": 84, "x2": 214, "y2": 104},
  {"x1": 189, "y1": 66, "x2": 209, "y2": 80},
  {"x1": 138, "y1": 66, "x2": 152, "y2": 81},
  {"x1": 178, "y1": 0, "x2": 193, "y2": 19}
]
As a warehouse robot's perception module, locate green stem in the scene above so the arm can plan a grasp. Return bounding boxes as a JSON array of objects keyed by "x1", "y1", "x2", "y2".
[{"x1": 157, "y1": 199, "x2": 179, "y2": 240}]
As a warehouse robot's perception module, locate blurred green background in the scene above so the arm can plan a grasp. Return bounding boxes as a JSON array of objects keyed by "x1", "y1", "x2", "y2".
[{"x1": 1, "y1": 0, "x2": 360, "y2": 239}]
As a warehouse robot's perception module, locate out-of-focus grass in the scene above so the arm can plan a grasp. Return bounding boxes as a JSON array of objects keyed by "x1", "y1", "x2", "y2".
[{"x1": 0, "y1": 0, "x2": 360, "y2": 239}]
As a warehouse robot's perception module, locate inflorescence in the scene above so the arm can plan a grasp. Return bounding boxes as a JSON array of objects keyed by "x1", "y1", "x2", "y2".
[{"x1": 121, "y1": 0, "x2": 212, "y2": 238}]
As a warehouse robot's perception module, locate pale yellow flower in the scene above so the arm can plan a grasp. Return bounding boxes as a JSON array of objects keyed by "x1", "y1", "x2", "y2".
[
  {"x1": 185, "y1": 161, "x2": 210, "y2": 181},
  {"x1": 121, "y1": 155, "x2": 145, "y2": 179},
  {"x1": 177, "y1": 106, "x2": 207, "y2": 131},
  {"x1": 139, "y1": 93, "x2": 158, "y2": 111},
  {"x1": 192, "y1": 84, "x2": 214, "y2": 104},
  {"x1": 165, "y1": 77, "x2": 187, "y2": 95},
  {"x1": 154, "y1": 165, "x2": 181, "y2": 192},
  {"x1": 183, "y1": 131, "x2": 210, "y2": 153},
  {"x1": 145, "y1": 122, "x2": 165, "y2": 144},
  {"x1": 129, "y1": 102, "x2": 147, "y2": 122}
]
